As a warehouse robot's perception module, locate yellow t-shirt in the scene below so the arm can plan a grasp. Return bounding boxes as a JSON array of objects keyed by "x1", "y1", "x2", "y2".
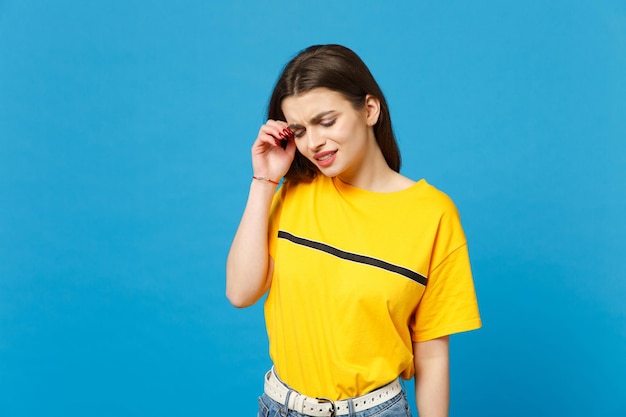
[{"x1": 265, "y1": 175, "x2": 481, "y2": 400}]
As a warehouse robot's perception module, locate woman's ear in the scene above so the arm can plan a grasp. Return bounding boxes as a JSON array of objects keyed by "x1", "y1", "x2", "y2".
[{"x1": 364, "y1": 94, "x2": 381, "y2": 126}]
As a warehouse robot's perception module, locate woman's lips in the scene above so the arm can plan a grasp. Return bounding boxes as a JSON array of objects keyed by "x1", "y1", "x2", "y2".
[{"x1": 314, "y1": 150, "x2": 337, "y2": 167}]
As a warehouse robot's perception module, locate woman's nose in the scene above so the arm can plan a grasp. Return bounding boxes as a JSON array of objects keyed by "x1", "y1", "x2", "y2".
[{"x1": 307, "y1": 130, "x2": 325, "y2": 151}]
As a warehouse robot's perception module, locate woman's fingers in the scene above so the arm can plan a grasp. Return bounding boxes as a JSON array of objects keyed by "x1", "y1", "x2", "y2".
[
  {"x1": 254, "y1": 120, "x2": 295, "y2": 152},
  {"x1": 251, "y1": 120, "x2": 296, "y2": 179},
  {"x1": 258, "y1": 120, "x2": 293, "y2": 146}
]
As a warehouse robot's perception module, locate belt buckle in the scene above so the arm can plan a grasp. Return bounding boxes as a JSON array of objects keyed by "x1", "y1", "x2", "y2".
[{"x1": 315, "y1": 397, "x2": 336, "y2": 417}]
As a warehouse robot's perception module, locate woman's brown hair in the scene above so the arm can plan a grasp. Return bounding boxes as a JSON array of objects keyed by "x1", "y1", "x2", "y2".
[{"x1": 267, "y1": 44, "x2": 401, "y2": 182}]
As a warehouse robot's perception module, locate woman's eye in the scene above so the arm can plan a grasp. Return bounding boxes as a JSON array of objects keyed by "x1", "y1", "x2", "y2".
[
  {"x1": 321, "y1": 119, "x2": 336, "y2": 127},
  {"x1": 294, "y1": 129, "x2": 306, "y2": 138}
]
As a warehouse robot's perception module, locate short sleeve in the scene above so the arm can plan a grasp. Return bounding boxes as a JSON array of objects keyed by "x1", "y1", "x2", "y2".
[
  {"x1": 268, "y1": 185, "x2": 287, "y2": 259},
  {"x1": 411, "y1": 205, "x2": 482, "y2": 342}
]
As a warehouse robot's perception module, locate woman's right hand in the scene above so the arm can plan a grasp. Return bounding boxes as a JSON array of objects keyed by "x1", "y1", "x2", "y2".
[{"x1": 251, "y1": 120, "x2": 297, "y2": 182}]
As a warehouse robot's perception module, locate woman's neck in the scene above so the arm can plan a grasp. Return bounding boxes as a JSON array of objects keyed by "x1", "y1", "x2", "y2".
[{"x1": 337, "y1": 147, "x2": 413, "y2": 192}]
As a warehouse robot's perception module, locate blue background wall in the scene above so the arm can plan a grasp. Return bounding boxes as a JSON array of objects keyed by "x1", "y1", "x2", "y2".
[{"x1": 1, "y1": 1, "x2": 624, "y2": 415}]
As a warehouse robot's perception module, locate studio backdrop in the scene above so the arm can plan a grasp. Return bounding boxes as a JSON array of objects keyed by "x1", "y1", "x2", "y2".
[{"x1": 1, "y1": 1, "x2": 624, "y2": 416}]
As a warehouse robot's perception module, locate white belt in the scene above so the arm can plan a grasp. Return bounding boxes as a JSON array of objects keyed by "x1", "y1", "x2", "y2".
[{"x1": 263, "y1": 369, "x2": 403, "y2": 417}]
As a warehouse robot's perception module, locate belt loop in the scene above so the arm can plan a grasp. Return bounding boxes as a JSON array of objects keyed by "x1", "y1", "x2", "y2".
[
  {"x1": 281, "y1": 389, "x2": 293, "y2": 417},
  {"x1": 347, "y1": 398, "x2": 356, "y2": 417}
]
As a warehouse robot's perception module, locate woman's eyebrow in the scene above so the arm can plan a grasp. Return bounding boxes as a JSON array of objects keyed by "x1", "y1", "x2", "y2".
[{"x1": 289, "y1": 110, "x2": 336, "y2": 129}]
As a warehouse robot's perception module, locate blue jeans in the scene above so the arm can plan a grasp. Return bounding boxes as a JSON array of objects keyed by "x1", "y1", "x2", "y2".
[{"x1": 257, "y1": 391, "x2": 412, "y2": 417}]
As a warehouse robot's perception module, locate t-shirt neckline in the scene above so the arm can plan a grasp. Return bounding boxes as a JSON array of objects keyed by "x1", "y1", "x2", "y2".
[{"x1": 331, "y1": 176, "x2": 427, "y2": 200}]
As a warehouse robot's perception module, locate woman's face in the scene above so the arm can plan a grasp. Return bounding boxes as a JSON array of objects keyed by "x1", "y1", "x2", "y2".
[{"x1": 281, "y1": 88, "x2": 380, "y2": 183}]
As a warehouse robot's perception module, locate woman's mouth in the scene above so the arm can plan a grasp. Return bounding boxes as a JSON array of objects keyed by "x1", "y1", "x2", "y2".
[{"x1": 314, "y1": 150, "x2": 337, "y2": 167}]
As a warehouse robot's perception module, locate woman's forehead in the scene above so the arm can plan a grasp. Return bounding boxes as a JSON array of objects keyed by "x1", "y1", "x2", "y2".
[{"x1": 281, "y1": 88, "x2": 349, "y2": 120}]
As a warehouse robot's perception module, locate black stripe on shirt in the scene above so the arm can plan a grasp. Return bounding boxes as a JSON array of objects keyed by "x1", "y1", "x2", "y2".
[{"x1": 277, "y1": 230, "x2": 428, "y2": 286}]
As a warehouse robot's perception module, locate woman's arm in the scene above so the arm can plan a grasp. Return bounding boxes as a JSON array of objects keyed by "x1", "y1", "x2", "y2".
[
  {"x1": 226, "y1": 179, "x2": 277, "y2": 307},
  {"x1": 225, "y1": 121, "x2": 295, "y2": 307},
  {"x1": 413, "y1": 336, "x2": 450, "y2": 417}
]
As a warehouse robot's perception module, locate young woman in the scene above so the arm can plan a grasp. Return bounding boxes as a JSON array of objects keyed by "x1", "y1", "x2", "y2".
[{"x1": 226, "y1": 44, "x2": 481, "y2": 417}]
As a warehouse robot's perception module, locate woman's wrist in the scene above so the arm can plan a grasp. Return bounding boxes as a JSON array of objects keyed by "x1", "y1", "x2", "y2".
[{"x1": 252, "y1": 175, "x2": 281, "y2": 186}]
